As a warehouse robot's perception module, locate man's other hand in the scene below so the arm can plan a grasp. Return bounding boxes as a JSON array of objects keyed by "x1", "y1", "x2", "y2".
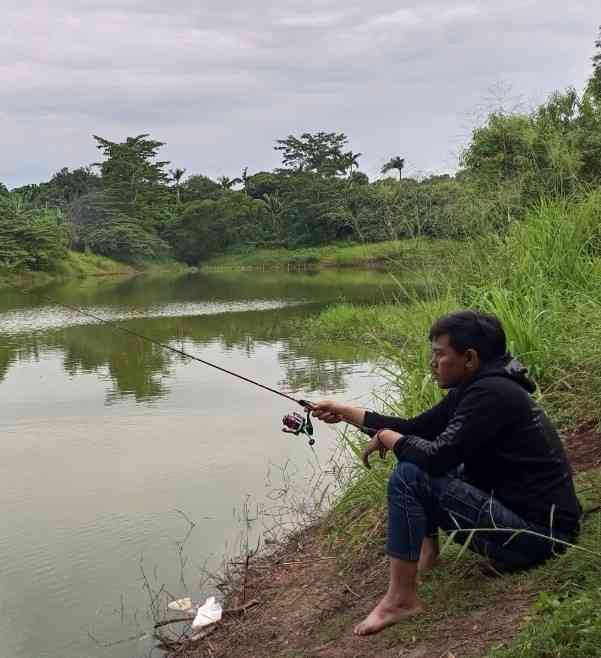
[
  {"x1": 362, "y1": 430, "x2": 402, "y2": 469},
  {"x1": 311, "y1": 400, "x2": 344, "y2": 424}
]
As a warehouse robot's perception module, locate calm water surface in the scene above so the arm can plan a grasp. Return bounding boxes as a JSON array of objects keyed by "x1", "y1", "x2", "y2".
[{"x1": 0, "y1": 269, "x2": 398, "y2": 658}]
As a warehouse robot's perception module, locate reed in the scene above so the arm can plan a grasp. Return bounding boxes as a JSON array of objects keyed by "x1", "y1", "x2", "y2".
[{"x1": 310, "y1": 192, "x2": 601, "y2": 654}]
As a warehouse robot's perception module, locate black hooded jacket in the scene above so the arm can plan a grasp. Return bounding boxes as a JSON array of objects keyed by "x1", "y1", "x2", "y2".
[{"x1": 364, "y1": 354, "x2": 582, "y2": 536}]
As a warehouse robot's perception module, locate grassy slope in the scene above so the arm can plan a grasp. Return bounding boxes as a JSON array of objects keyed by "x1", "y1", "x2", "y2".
[
  {"x1": 295, "y1": 192, "x2": 601, "y2": 657},
  {"x1": 0, "y1": 250, "x2": 134, "y2": 289},
  {"x1": 202, "y1": 238, "x2": 458, "y2": 269},
  {"x1": 0, "y1": 250, "x2": 192, "y2": 289}
]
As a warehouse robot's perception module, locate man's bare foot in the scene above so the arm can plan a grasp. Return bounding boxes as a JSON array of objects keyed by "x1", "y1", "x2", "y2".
[{"x1": 353, "y1": 596, "x2": 422, "y2": 636}]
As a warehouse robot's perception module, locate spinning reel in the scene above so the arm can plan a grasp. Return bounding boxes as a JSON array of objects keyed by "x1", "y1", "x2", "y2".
[{"x1": 282, "y1": 407, "x2": 315, "y2": 446}]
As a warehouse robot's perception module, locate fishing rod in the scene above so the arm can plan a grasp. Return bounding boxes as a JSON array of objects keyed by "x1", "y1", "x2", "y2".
[{"x1": 16, "y1": 288, "x2": 376, "y2": 446}]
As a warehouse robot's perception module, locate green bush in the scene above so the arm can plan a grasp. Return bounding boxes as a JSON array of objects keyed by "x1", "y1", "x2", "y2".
[{"x1": 0, "y1": 194, "x2": 69, "y2": 270}]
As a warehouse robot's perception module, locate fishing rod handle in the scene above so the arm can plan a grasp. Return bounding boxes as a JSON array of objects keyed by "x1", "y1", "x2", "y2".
[{"x1": 298, "y1": 399, "x2": 376, "y2": 437}]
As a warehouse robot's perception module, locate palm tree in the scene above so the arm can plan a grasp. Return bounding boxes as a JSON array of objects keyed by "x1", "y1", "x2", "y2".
[
  {"x1": 169, "y1": 168, "x2": 186, "y2": 204},
  {"x1": 381, "y1": 156, "x2": 405, "y2": 182},
  {"x1": 347, "y1": 151, "x2": 362, "y2": 177},
  {"x1": 217, "y1": 176, "x2": 242, "y2": 190},
  {"x1": 262, "y1": 192, "x2": 282, "y2": 234},
  {"x1": 241, "y1": 166, "x2": 249, "y2": 194}
]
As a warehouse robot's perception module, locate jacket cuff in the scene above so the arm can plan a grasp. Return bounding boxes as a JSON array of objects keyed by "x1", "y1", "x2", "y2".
[{"x1": 363, "y1": 411, "x2": 387, "y2": 431}]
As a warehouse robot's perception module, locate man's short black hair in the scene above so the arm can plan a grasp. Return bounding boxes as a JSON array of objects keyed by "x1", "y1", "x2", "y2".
[{"x1": 428, "y1": 310, "x2": 507, "y2": 363}]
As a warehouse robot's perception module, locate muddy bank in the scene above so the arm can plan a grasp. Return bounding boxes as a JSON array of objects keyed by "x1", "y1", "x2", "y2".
[{"x1": 157, "y1": 423, "x2": 601, "y2": 658}]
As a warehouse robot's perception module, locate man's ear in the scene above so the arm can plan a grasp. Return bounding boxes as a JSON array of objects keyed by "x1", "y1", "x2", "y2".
[{"x1": 465, "y1": 348, "x2": 480, "y2": 371}]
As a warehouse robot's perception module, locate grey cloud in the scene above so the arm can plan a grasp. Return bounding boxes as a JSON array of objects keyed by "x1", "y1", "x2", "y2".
[{"x1": 1, "y1": 0, "x2": 599, "y2": 187}]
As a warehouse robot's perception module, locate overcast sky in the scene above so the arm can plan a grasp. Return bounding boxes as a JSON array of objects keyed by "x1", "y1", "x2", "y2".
[{"x1": 1, "y1": 1, "x2": 598, "y2": 188}]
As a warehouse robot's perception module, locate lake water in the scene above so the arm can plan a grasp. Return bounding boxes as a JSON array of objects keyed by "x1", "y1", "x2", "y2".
[{"x1": 0, "y1": 269, "x2": 400, "y2": 658}]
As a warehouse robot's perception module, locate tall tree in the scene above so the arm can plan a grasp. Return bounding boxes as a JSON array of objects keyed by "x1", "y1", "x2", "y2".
[
  {"x1": 381, "y1": 156, "x2": 405, "y2": 182},
  {"x1": 85, "y1": 134, "x2": 171, "y2": 259},
  {"x1": 346, "y1": 151, "x2": 362, "y2": 177},
  {"x1": 274, "y1": 132, "x2": 352, "y2": 177},
  {"x1": 93, "y1": 134, "x2": 170, "y2": 220}
]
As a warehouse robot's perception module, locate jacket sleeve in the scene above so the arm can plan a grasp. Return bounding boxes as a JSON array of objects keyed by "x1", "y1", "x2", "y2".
[
  {"x1": 393, "y1": 384, "x2": 511, "y2": 476},
  {"x1": 363, "y1": 393, "x2": 453, "y2": 440}
]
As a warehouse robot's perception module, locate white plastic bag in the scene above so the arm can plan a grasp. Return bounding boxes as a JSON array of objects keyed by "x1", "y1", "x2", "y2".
[
  {"x1": 168, "y1": 597, "x2": 193, "y2": 612},
  {"x1": 192, "y1": 596, "x2": 223, "y2": 629}
]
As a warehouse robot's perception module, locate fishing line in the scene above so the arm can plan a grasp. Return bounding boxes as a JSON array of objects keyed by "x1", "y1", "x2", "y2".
[
  {"x1": 30, "y1": 294, "x2": 304, "y2": 405},
  {"x1": 12, "y1": 284, "x2": 377, "y2": 443}
]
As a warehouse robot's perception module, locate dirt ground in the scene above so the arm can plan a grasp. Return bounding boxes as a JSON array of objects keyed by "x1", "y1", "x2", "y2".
[{"x1": 162, "y1": 422, "x2": 600, "y2": 658}]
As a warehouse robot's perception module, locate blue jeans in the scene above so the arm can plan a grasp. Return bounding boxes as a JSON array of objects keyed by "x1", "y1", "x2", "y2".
[{"x1": 387, "y1": 462, "x2": 574, "y2": 570}]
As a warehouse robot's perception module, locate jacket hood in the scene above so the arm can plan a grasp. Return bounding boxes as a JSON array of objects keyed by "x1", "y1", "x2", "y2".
[{"x1": 474, "y1": 352, "x2": 537, "y2": 393}]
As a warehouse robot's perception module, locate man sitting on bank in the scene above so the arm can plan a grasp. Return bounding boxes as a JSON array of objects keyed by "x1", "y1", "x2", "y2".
[{"x1": 312, "y1": 310, "x2": 581, "y2": 637}]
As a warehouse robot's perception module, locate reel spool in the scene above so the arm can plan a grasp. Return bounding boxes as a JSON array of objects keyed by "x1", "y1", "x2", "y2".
[{"x1": 282, "y1": 410, "x2": 315, "y2": 446}]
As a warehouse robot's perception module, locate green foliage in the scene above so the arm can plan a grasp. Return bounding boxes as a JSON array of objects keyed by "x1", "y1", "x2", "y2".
[
  {"x1": 245, "y1": 171, "x2": 284, "y2": 200},
  {"x1": 278, "y1": 172, "x2": 351, "y2": 246},
  {"x1": 92, "y1": 133, "x2": 171, "y2": 227},
  {"x1": 162, "y1": 193, "x2": 268, "y2": 263},
  {"x1": 274, "y1": 132, "x2": 357, "y2": 177},
  {"x1": 0, "y1": 193, "x2": 69, "y2": 270},
  {"x1": 67, "y1": 134, "x2": 174, "y2": 261},
  {"x1": 491, "y1": 589, "x2": 601, "y2": 658},
  {"x1": 460, "y1": 63, "x2": 601, "y2": 218},
  {"x1": 180, "y1": 174, "x2": 223, "y2": 203},
  {"x1": 55, "y1": 250, "x2": 134, "y2": 277},
  {"x1": 81, "y1": 214, "x2": 169, "y2": 261},
  {"x1": 69, "y1": 191, "x2": 169, "y2": 261},
  {"x1": 11, "y1": 167, "x2": 102, "y2": 209}
]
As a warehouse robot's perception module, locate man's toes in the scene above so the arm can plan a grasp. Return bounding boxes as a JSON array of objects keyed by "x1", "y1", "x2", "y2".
[{"x1": 353, "y1": 620, "x2": 365, "y2": 636}]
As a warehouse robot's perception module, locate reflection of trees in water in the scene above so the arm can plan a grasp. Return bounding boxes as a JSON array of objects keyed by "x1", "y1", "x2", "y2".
[
  {"x1": 0, "y1": 344, "x2": 17, "y2": 383},
  {"x1": 277, "y1": 339, "x2": 371, "y2": 395},
  {"x1": 0, "y1": 334, "x2": 48, "y2": 383},
  {"x1": 0, "y1": 307, "x2": 374, "y2": 402},
  {"x1": 279, "y1": 355, "x2": 350, "y2": 394},
  {"x1": 59, "y1": 326, "x2": 173, "y2": 402},
  {"x1": 0, "y1": 269, "x2": 396, "y2": 399}
]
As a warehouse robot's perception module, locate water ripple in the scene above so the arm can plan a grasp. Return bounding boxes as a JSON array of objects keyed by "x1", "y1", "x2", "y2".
[{"x1": 0, "y1": 299, "x2": 300, "y2": 334}]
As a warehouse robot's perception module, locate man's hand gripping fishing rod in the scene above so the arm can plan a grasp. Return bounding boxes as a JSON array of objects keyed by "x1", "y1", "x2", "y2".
[{"x1": 282, "y1": 399, "x2": 379, "y2": 455}]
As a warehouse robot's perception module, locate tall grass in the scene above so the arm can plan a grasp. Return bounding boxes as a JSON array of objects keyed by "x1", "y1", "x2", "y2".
[
  {"x1": 319, "y1": 191, "x2": 601, "y2": 553},
  {"x1": 314, "y1": 192, "x2": 601, "y2": 655},
  {"x1": 202, "y1": 238, "x2": 458, "y2": 270}
]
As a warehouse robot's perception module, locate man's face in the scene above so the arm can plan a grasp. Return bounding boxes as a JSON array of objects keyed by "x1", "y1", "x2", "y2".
[{"x1": 430, "y1": 334, "x2": 475, "y2": 389}]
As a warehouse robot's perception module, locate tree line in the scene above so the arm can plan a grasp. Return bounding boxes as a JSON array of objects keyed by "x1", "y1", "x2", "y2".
[{"x1": 2, "y1": 27, "x2": 601, "y2": 271}]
